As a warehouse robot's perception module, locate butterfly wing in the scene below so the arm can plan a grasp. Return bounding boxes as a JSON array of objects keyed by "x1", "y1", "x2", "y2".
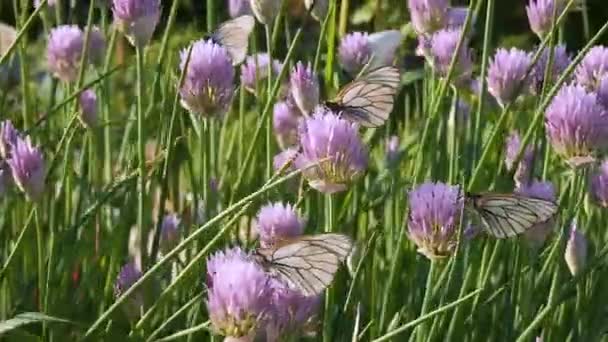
[
  {"x1": 211, "y1": 15, "x2": 255, "y2": 66},
  {"x1": 469, "y1": 193, "x2": 558, "y2": 238},
  {"x1": 257, "y1": 233, "x2": 354, "y2": 296},
  {"x1": 327, "y1": 66, "x2": 400, "y2": 128},
  {"x1": 0, "y1": 23, "x2": 17, "y2": 56},
  {"x1": 366, "y1": 30, "x2": 402, "y2": 70}
]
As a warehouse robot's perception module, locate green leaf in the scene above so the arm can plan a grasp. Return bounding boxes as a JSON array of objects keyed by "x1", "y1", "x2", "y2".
[{"x1": 0, "y1": 312, "x2": 75, "y2": 335}]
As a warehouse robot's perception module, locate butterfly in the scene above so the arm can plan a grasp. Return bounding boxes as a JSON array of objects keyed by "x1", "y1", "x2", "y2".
[
  {"x1": 254, "y1": 233, "x2": 354, "y2": 296},
  {"x1": 366, "y1": 30, "x2": 403, "y2": 70},
  {"x1": 208, "y1": 15, "x2": 255, "y2": 66},
  {"x1": 465, "y1": 192, "x2": 558, "y2": 238},
  {"x1": 324, "y1": 66, "x2": 401, "y2": 128}
]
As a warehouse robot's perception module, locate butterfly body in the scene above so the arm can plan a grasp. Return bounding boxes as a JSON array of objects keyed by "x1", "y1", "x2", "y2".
[
  {"x1": 466, "y1": 192, "x2": 558, "y2": 238},
  {"x1": 254, "y1": 233, "x2": 354, "y2": 296}
]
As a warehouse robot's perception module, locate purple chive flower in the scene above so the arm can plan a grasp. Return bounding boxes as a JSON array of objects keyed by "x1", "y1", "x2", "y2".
[
  {"x1": 531, "y1": 45, "x2": 571, "y2": 92},
  {"x1": 290, "y1": 62, "x2": 320, "y2": 115},
  {"x1": 487, "y1": 48, "x2": 533, "y2": 107},
  {"x1": 527, "y1": 0, "x2": 564, "y2": 38},
  {"x1": 250, "y1": 0, "x2": 280, "y2": 25},
  {"x1": 266, "y1": 278, "x2": 320, "y2": 341},
  {"x1": 446, "y1": 7, "x2": 475, "y2": 29},
  {"x1": 429, "y1": 28, "x2": 473, "y2": 86},
  {"x1": 564, "y1": 221, "x2": 587, "y2": 276},
  {"x1": 505, "y1": 132, "x2": 535, "y2": 187},
  {"x1": 7, "y1": 136, "x2": 45, "y2": 202},
  {"x1": 515, "y1": 181, "x2": 556, "y2": 248},
  {"x1": 47, "y1": 26, "x2": 85, "y2": 82},
  {"x1": 241, "y1": 53, "x2": 283, "y2": 95},
  {"x1": 295, "y1": 109, "x2": 368, "y2": 194},
  {"x1": 112, "y1": 0, "x2": 160, "y2": 47},
  {"x1": 206, "y1": 247, "x2": 271, "y2": 339},
  {"x1": 159, "y1": 213, "x2": 181, "y2": 253},
  {"x1": 590, "y1": 160, "x2": 608, "y2": 207},
  {"x1": 407, "y1": 182, "x2": 463, "y2": 260},
  {"x1": 407, "y1": 0, "x2": 449, "y2": 35},
  {"x1": 79, "y1": 89, "x2": 98, "y2": 128},
  {"x1": 0, "y1": 163, "x2": 12, "y2": 196},
  {"x1": 338, "y1": 32, "x2": 372, "y2": 75},
  {"x1": 256, "y1": 202, "x2": 305, "y2": 248},
  {"x1": 114, "y1": 261, "x2": 145, "y2": 320},
  {"x1": 545, "y1": 84, "x2": 608, "y2": 166},
  {"x1": 0, "y1": 120, "x2": 19, "y2": 159},
  {"x1": 273, "y1": 101, "x2": 300, "y2": 149},
  {"x1": 229, "y1": 0, "x2": 253, "y2": 17},
  {"x1": 385, "y1": 135, "x2": 401, "y2": 168},
  {"x1": 180, "y1": 39, "x2": 235, "y2": 117},
  {"x1": 575, "y1": 46, "x2": 608, "y2": 90},
  {"x1": 273, "y1": 148, "x2": 298, "y2": 173},
  {"x1": 34, "y1": 0, "x2": 57, "y2": 8},
  {"x1": 597, "y1": 76, "x2": 608, "y2": 108}
]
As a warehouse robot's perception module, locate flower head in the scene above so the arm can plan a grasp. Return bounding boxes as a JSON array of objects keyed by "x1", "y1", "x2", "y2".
[
  {"x1": 241, "y1": 53, "x2": 283, "y2": 95},
  {"x1": 79, "y1": 89, "x2": 98, "y2": 128},
  {"x1": 290, "y1": 62, "x2": 319, "y2": 115},
  {"x1": 112, "y1": 0, "x2": 160, "y2": 47},
  {"x1": 597, "y1": 76, "x2": 608, "y2": 108},
  {"x1": 527, "y1": 0, "x2": 564, "y2": 38},
  {"x1": 180, "y1": 39, "x2": 235, "y2": 117},
  {"x1": 295, "y1": 109, "x2": 368, "y2": 194},
  {"x1": 564, "y1": 221, "x2": 587, "y2": 276},
  {"x1": 338, "y1": 32, "x2": 372, "y2": 75},
  {"x1": 515, "y1": 181, "x2": 556, "y2": 248},
  {"x1": 250, "y1": 0, "x2": 280, "y2": 25},
  {"x1": 266, "y1": 278, "x2": 320, "y2": 341},
  {"x1": 407, "y1": 0, "x2": 449, "y2": 35},
  {"x1": 531, "y1": 45, "x2": 571, "y2": 92},
  {"x1": 7, "y1": 136, "x2": 45, "y2": 201},
  {"x1": 256, "y1": 202, "x2": 305, "y2": 248},
  {"x1": 545, "y1": 84, "x2": 608, "y2": 165},
  {"x1": 407, "y1": 182, "x2": 463, "y2": 260},
  {"x1": 590, "y1": 160, "x2": 608, "y2": 207},
  {"x1": 446, "y1": 7, "x2": 474, "y2": 29},
  {"x1": 505, "y1": 131, "x2": 535, "y2": 186},
  {"x1": 487, "y1": 48, "x2": 533, "y2": 107},
  {"x1": 575, "y1": 46, "x2": 608, "y2": 90},
  {"x1": 429, "y1": 28, "x2": 473, "y2": 86},
  {"x1": 114, "y1": 261, "x2": 145, "y2": 320},
  {"x1": 160, "y1": 214, "x2": 181, "y2": 253},
  {"x1": 0, "y1": 120, "x2": 19, "y2": 159},
  {"x1": 273, "y1": 148, "x2": 298, "y2": 173},
  {"x1": 206, "y1": 247, "x2": 271, "y2": 338},
  {"x1": 273, "y1": 101, "x2": 300, "y2": 149},
  {"x1": 229, "y1": 0, "x2": 253, "y2": 17},
  {"x1": 47, "y1": 26, "x2": 85, "y2": 82}
]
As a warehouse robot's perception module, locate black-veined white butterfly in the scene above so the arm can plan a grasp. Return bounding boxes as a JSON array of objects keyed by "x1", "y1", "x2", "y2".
[
  {"x1": 208, "y1": 15, "x2": 255, "y2": 66},
  {"x1": 254, "y1": 233, "x2": 354, "y2": 296},
  {"x1": 466, "y1": 192, "x2": 558, "y2": 238},
  {"x1": 324, "y1": 66, "x2": 401, "y2": 128}
]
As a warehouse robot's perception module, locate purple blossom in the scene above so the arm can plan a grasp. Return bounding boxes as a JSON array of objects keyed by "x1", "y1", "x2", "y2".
[
  {"x1": 407, "y1": 0, "x2": 449, "y2": 35},
  {"x1": 0, "y1": 162, "x2": 12, "y2": 197},
  {"x1": 590, "y1": 160, "x2": 608, "y2": 207},
  {"x1": 273, "y1": 148, "x2": 298, "y2": 173},
  {"x1": 575, "y1": 46, "x2": 608, "y2": 90},
  {"x1": 266, "y1": 278, "x2": 320, "y2": 341},
  {"x1": 446, "y1": 7, "x2": 474, "y2": 29},
  {"x1": 112, "y1": 0, "x2": 160, "y2": 47},
  {"x1": 256, "y1": 202, "x2": 305, "y2": 248},
  {"x1": 0, "y1": 120, "x2": 19, "y2": 159},
  {"x1": 229, "y1": 0, "x2": 253, "y2": 17},
  {"x1": 597, "y1": 76, "x2": 608, "y2": 108},
  {"x1": 515, "y1": 181, "x2": 556, "y2": 248},
  {"x1": 487, "y1": 48, "x2": 533, "y2": 107},
  {"x1": 180, "y1": 39, "x2": 235, "y2": 117},
  {"x1": 545, "y1": 84, "x2": 608, "y2": 166},
  {"x1": 429, "y1": 28, "x2": 473, "y2": 86},
  {"x1": 295, "y1": 108, "x2": 368, "y2": 194},
  {"x1": 407, "y1": 182, "x2": 463, "y2": 260},
  {"x1": 290, "y1": 62, "x2": 319, "y2": 115},
  {"x1": 206, "y1": 247, "x2": 271, "y2": 338},
  {"x1": 34, "y1": 0, "x2": 57, "y2": 9},
  {"x1": 79, "y1": 89, "x2": 98, "y2": 128},
  {"x1": 160, "y1": 213, "x2": 181, "y2": 253},
  {"x1": 114, "y1": 261, "x2": 145, "y2": 320},
  {"x1": 47, "y1": 26, "x2": 85, "y2": 82},
  {"x1": 527, "y1": 0, "x2": 564, "y2": 38},
  {"x1": 241, "y1": 53, "x2": 283, "y2": 95},
  {"x1": 531, "y1": 45, "x2": 571, "y2": 92},
  {"x1": 250, "y1": 0, "x2": 280, "y2": 25},
  {"x1": 505, "y1": 131, "x2": 535, "y2": 186},
  {"x1": 338, "y1": 32, "x2": 372, "y2": 75},
  {"x1": 273, "y1": 101, "x2": 300, "y2": 149},
  {"x1": 7, "y1": 136, "x2": 45, "y2": 202},
  {"x1": 564, "y1": 221, "x2": 587, "y2": 276}
]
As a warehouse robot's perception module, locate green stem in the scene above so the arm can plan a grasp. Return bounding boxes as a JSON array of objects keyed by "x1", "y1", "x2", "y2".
[
  {"x1": 415, "y1": 262, "x2": 436, "y2": 342},
  {"x1": 136, "y1": 46, "x2": 147, "y2": 268}
]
